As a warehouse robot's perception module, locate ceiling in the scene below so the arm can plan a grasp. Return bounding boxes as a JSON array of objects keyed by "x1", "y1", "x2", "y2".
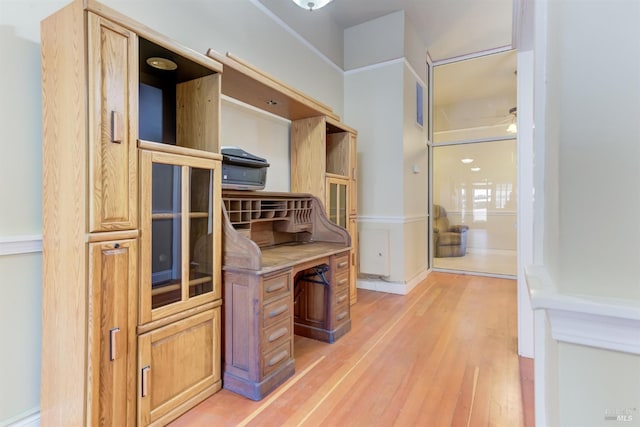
[
  {"x1": 257, "y1": 0, "x2": 515, "y2": 63},
  {"x1": 257, "y1": 0, "x2": 518, "y2": 131}
]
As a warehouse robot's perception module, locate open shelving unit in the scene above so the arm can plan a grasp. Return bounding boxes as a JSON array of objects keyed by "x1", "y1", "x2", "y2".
[{"x1": 223, "y1": 196, "x2": 314, "y2": 237}]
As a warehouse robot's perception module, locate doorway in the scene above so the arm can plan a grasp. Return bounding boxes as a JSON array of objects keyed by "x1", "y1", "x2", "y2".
[{"x1": 431, "y1": 50, "x2": 517, "y2": 277}]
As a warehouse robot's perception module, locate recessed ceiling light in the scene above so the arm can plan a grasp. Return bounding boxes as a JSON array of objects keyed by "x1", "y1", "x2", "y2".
[
  {"x1": 146, "y1": 57, "x2": 178, "y2": 71},
  {"x1": 461, "y1": 158, "x2": 474, "y2": 164},
  {"x1": 471, "y1": 167, "x2": 481, "y2": 172},
  {"x1": 266, "y1": 99, "x2": 278, "y2": 106}
]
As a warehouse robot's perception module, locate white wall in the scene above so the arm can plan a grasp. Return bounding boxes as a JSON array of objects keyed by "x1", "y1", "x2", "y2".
[
  {"x1": 549, "y1": 0, "x2": 640, "y2": 300},
  {"x1": 533, "y1": 0, "x2": 640, "y2": 425},
  {"x1": 343, "y1": 10, "x2": 404, "y2": 71},
  {"x1": 344, "y1": 12, "x2": 429, "y2": 287},
  {"x1": 0, "y1": 0, "x2": 342, "y2": 423},
  {"x1": 402, "y1": 65, "x2": 428, "y2": 280},
  {"x1": 220, "y1": 99, "x2": 291, "y2": 191},
  {"x1": 345, "y1": 62, "x2": 404, "y2": 217}
]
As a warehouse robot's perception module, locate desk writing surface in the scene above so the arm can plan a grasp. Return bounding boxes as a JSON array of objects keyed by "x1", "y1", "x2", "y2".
[{"x1": 247, "y1": 241, "x2": 349, "y2": 274}]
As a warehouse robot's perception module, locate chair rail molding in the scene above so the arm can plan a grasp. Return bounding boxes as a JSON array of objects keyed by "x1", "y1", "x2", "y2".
[
  {"x1": 0, "y1": 234, "x2": 43, "y2": 256},
  {"x1": 358, "y1": 214, "x2": 427, "y2": 224},
  {"x1": 525, "y1": 265, "x2": 640, "y2": 355}
]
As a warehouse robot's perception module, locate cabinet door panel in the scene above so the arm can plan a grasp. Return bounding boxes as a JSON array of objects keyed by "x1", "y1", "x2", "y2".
[
  {"x1": 88, "y1": 13, "x2": 138, "y2": 232},
  {"x1": 325, "y1": 177, "x2": 348, "y2": 228},
  {"x1": 138, "y1": 308, "x2": 221, "y2": 426},
  {"x1": 88, "y1": 239, "x2": 137, "y2": 427},
  {"x1": 140, "y1": 150, "x2": 221, "y2": 324},
  {"x1": 349, "y1": 133, "x2": 357, "y2": 217},
  {"x1": 348, "y1": 218, "x2": 358, "y2": 305}
]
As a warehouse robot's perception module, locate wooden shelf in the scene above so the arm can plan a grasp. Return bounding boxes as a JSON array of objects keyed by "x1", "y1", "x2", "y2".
[
  {"x1": 206, "y1": 49, "x2": 339, "y2": 122},
  {"x1": 223, "y1": 196, "x2": 313, "y2": 228},
  {"x1": 151, "y1": 211, "x2": 210, "y2": 220}
]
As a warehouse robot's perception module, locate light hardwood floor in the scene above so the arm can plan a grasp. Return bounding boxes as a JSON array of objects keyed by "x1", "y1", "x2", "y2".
[{"x1": 171, "y1": 272, "x2": 532, "y2": 427}]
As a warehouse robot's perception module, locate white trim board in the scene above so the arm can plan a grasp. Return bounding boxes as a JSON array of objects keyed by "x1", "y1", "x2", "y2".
[
  {"x1": 525, "y1": 265, "x2": 640, "y2": 355},
  {"x1": 0, "y1": 235, "x2": 42, "y2": 256},
  {"x1": 4, "y1": 410, "x2": 40, "y2": 427},
  {"x1": 358, "y1": 214, "x2": 427, "y2": 225},
  {"x1": 345, "y1": 58, "x2": 427, "y2": 87},
  {"x1": 358, "y1": 268, "x2": 430, "y2": 296}
]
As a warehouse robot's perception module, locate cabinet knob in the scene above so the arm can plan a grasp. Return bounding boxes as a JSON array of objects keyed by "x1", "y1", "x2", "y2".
[{"x1": 114, "y1": 243, "x2": 120, "y2": 249}]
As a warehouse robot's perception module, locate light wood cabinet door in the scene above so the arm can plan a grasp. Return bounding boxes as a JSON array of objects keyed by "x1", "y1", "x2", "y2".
[
  {"x1": 349, "y1": 132, "x2": 358, "y2": 217},
  {"x1": 138, "y1": 308, "x2": 222, "y2": 426},
  {"x1": 88, "y1": 239, "x2": 137, "y2": 427},
  {"x1": 88, "y1": 13, "x2": 138, "y2": 232},
  {"x1": 290, "y1": 116, "x2": 326, "y2": 199},
  {"x1": 348, "y1": 218, "x2": 358, "y2": 305},
  {"x1": 325, "y1": 176, "x2": 349, "y2": 229},
  {"x1": 139, "y1": 150, "x2": 222, "y2": 325}
]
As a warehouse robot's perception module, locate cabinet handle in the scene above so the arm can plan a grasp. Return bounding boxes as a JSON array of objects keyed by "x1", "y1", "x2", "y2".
[
  {"x1": 111, "y1": 110, "x2": 123, "y2": 143},
  {"x1": 337, "y1": 311, "x2": 348, "y2": 321},
  {"x1": 141, "y1": 365, "x2": 151, "y2": 397},
  {"x1": 337, "y1": 294, "x2": 347, "y2": 304},
  {"x1": 268, "y1": 304, "x2": 288, "y2": 318},
  {"x1": 268, "y1": 327, "x2": 288, "y2": 342},
  {"x1": 268, "y1": 350, "x2": 288, "y2": 367},
  {"x1": 266, "y1": 281, "x2": 286, "y2": 293},
  {"x1": 338, "y1": 261, "x2": 348, "y2": 268},
  {"x1": 338, "y1": 278, "x2": 348, "y2": 286},
  {"x1": 109, "y1": 327, "x2": 120, "y2": 361}
]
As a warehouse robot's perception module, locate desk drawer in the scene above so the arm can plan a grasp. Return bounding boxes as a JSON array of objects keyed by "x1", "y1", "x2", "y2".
[
  {"x1": 263, "y1": 296, "x2": 292, "y2": 328},
  {"x1": 333, "y1": 297, "x2": 350, "y2": 329},
  {"x1": 334, "y1": 271, "x2": 349, "y2": 290},
  {"x1": 261, "y1": 340, "x2": 292, "y2": 378},
  {"x1": 262, "y1": 270, "x2": 291, "y2": 303},
  {"x1": 333, "y1": 253, "x2": 349, "y2": 273},
  {"x1": 261, "y1": 318, "x2": 292, "y2": 355},
  {"x1": 335, "y1": 288, "x2": 349, "y2": 306}
]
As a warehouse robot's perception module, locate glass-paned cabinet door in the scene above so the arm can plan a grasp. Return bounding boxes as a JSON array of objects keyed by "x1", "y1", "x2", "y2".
[
  {"x1": 140, "y1": 149, "x2": 221, "y2": 324},
  {"x1": 326, "y1": 176, "x2": 348, "y2": 228}
]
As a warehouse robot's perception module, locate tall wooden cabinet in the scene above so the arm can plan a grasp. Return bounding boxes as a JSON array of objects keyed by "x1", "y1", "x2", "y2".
[
  {"x1": 291, "y1": 117, "x2": 359, "y2": 304},
  {"x1": 41, "y1": 1, "x2": 223, "y2": 425}
]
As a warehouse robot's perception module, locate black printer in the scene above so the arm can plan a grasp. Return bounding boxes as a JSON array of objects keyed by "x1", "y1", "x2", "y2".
[{"x1": 221, "y1": 147, "x2": 269, "y2": 190}]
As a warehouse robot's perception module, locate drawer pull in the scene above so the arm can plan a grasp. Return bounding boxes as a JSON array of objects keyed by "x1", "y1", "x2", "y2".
[
  {"x1": 141, "y1": 365, "x2": 151, "y2": 397},
  {"x1": 337, "y1": 311, "x2": 348, "y2": 321},
  {"x1": 268, "y1": 350, "x2": 288, "y2": 367},
  {"x1": 111, "y1": 110, "x2": 123, "y2": 143},
  {"x1": 337, "y1": 294, "x2": 348, "y2": 304},
  {"x1": 266, "y1": 281, "x2": 286, "y2": 293},
  {"x1": 337, "y1": 261, "x2": 348, "y2": 268},
  {"x1": 268, "y1": 304, "x2": 288, "y2": 318},
  {"x1": 268, "y1": 327, "x2": 288, "y2": 342},
  {"x1": 338, "y1": 278, "x2": 348, "y2": 286},
  {"x1": 109, "y1": 327, "x2": 120, "y2": 361}
]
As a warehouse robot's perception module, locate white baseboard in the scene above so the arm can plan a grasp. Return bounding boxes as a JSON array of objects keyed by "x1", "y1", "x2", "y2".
[
  {"x1": 357, "y1": 268, "x2": 430, "y2": 296},
  {"x1": 3, "y1": 410, "x2": 40, "y2": 427}
]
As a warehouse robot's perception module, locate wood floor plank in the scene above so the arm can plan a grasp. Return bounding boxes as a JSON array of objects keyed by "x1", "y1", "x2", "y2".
[{"x1": 169, "y1": 272, "x2": 530, "y2": 427}]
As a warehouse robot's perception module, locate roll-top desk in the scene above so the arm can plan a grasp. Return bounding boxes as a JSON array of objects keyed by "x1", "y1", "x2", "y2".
[{"x1": 221, "y1": 190, "x2": 352, "y2": 400}]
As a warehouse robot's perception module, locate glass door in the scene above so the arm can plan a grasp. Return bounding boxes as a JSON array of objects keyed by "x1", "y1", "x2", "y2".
[
  {"x1": 139, "y1": 149, "x2": 221, "y2": 323},
  {"x1": 325, "y1": 175, "x2": 348, "y2": 228},
  {"x1": 432, "y1": 139, "x2": 517, "y2": 276}
]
